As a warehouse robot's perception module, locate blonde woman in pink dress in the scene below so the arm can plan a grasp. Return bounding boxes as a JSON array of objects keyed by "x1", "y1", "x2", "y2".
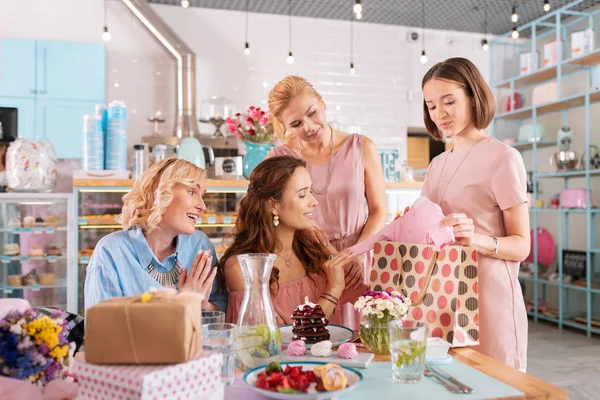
[
  {"x1": 420, "y1": 58, "x2": 530, "y2": 371},
  {"x1": 267, "y1": 76, "x2": 387, "y2": 327}
]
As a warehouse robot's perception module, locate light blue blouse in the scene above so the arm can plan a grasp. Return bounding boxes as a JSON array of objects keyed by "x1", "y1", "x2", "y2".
[{"x1": 84, "y1": 226, "x2": 228, "y2": 312}]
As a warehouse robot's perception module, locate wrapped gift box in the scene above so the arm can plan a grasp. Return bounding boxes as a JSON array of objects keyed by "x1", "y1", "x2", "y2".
[
  {"x1": 85, "y1": 292, "x2": 203, "y2": 364},
  {"x1": 72, "y1": 352, "x2": 224, "y2": 400}
]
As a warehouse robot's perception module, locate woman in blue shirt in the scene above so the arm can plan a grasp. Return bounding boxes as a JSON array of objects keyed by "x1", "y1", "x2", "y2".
[{"x1": 84, "y1": 158, "x2": 227, "y2": 312}]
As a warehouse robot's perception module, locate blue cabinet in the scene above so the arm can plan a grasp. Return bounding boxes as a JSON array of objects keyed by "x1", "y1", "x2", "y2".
[
  {"x1": 0, "y1": 97, "x2": 35, "y2": 139},
  {"x1": 36, "y1": 99, "x2": 96, "y2": 159},
  {"x1": 36, "y1": 41, "x2": 105, "y2": 101},
  {"x1": 0, "y1": 38, "x2": 36, "y2": 98},
  {"x1": 0, "y1": 38, "x2": 104, "y2": 158}
]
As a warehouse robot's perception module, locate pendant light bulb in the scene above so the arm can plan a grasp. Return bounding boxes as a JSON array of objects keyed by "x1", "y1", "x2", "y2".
[
  {"x1": 511, "y1": 26, "x2": 520, "y2": 40},
  {"x1": 102, "y1": 26, "x2": 111, "y2": 42},
  {"x1": 481, "y1": 39, "x2": 489, "y2": 51},
  {"x1": 543, "y1": 0, "x2": 551, "y2": 12},
  {"x1": 356, "y1": 12, "x2": 362, "y2": 20},
  {"x1": 420, "y1": 50, "x2": 428, "y2": 64},
  {"x1": 353, "y1": 1, "x2": 363, "y2": 15},
  {"x1": 286, "y1": 51, "x2": 294, "y2": 64},
  {"x1": 350, "y1": 62, "x2": 356, "y2": 74},
  {"x1": 511, "y1": 6, "x2": 518, "y2": 23},
  {"x1": 244, "y1": 42, "x2": 250, "y2": 55},
  {"x1": 181, "y1": 0, "x2": 190, "y2": 8}
]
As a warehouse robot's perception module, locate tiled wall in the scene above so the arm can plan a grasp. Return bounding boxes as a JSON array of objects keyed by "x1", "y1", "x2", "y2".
[{"x1": 0, "y1": 0, "x2": 491, "y2": 162}]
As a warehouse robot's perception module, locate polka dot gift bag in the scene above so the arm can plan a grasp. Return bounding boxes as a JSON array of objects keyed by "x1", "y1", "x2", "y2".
[{"x1": 370, "y1": 241, "x2": 479, "y2": 347}]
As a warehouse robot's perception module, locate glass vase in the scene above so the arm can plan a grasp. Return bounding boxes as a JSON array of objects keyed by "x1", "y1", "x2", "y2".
[
  {"x1": 243, "y1": 141, "x2": 271, "y2": 179},
  {"x1": 359, "y1": 314, "x2": 396, "y2": 355},
  {"x1": 235, "y1": 254, "x2": 281, "y2": 371}
]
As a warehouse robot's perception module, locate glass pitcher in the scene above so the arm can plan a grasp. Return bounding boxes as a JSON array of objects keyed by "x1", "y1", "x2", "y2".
[{"x1": 235, "y1": 254, "x2": 281, "y2": 371}]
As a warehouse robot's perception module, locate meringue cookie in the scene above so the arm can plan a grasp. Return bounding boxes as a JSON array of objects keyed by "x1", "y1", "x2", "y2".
[
  {"x1": 310, "y1": 340, "x2": 333, "y2": 357},
  {"x1": 287, "y1": 340, "x2": 307, "y2": 356},
  {"x1": 337, "y1": 343, "x2": 358, "y2": 359}
]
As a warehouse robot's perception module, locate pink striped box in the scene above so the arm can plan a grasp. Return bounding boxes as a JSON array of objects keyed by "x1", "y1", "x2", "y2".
[{"x1": 72, "y1": 352, "x2": 223, "y2": 400}]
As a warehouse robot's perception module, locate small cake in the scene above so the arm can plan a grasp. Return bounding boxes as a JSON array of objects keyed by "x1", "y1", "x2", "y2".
[
  {"x1": 3, "y1": 243, "x2": 20, "y2": 256},
  {"x1": 291, "y1": 297, "x2": 330, "y2": 344},
  {"x1": 7, "y1": 217, "x2": 21, "y2": 228},
  {"x1": 47, "y1": 245, "x2": 62, "y2": 256},
  {"x1": 314, "y1": 363, "x2": 348, "y2": 392},
  {"x1": 7, "y1": 275, "x2": 22, "y2": 287},
  {"x1": 39, "y1": 273, "x2": 55, "y2": 286},
  {"x1": 29, "y1": 244, "x2": 44, "y2": 257},
  {"x1": 23, "y1": 216, "x2": 35, "y2": 228},
  {"x1": 35, "y1": 217, "x2": 45, "y2": 227},
  {"x1": 46, "y1": 215, "x2": 58, "y2": 228},
  {"x1": 22, "y1": 269, "x2": 39, "y2": 286}
]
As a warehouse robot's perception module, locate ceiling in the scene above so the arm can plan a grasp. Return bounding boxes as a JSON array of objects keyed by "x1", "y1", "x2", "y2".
[{"x1": 147, "y1": 0, "x2": 600, "y2": 36}]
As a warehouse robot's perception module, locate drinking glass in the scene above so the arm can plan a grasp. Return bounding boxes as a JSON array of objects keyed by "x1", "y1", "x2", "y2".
[
  {"x1": 202, "y1": 311, "x2": 225, "y2": 325},
  {"x1": 202, "y1": 322, "x2": 237, "y2": 386},
  {"x1": 388, "y1": 320, "x2": 428, "y2": 383}
]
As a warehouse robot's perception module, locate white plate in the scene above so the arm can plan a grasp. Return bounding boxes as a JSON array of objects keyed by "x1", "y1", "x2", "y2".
[
  {"x1": 244, "y1": 361, "x2": 363, "y2": 400},
  {"x1": 280, "y1": 324, "x2": 354, "y2": 347}
]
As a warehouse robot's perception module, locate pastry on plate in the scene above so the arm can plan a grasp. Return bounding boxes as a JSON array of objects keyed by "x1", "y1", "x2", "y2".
[
  {"x1": 29, "y1": 244, "x2": 44, "y2": 257},
  {"x1": 47, "y1": 245, "x2": 62, "y2": 256},
  {"x1": 7, "y1": 217, "x2": 21, "y2": 228},
  {"x1": 3, "y1": 243, "x2": 20, "y2": 256},
  {"x1": 35, "y1": 217, "x2": 45, "y2": 227},
  {"x1": 291, "y1": 297, "x2": 330, "y2": 344},
  {"x1": 40, "y1": 273, "x2": 55, "y2": 286},
  {"x1": 7, "y1": 275, "x2": 22, "y2": 287},
  {"x1": 46, "y1": 215, "x2": 58, "y2": 228},
  {"x1": 23, "y1": 216, "x2": 35, "y2": 228}
]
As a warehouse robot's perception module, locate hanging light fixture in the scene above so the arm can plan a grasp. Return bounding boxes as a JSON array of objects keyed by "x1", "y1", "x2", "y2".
[
  {"x1": 244, "y1": 0, "x2": 250, "y2": 55},
  {"x1": 481, "y1": 0, "x2": 489, "y2": 51},
  {"x1": 181, "y1": 0, "x2": 190, "y2": 8},
  {"x1": 286, "y1": 0, "x2": 294, "y2": 64},
  {"x1": 353, "y1": 0, "x2": 362, "y2": 16},
  {"x1": 543, "y1": 0, "x2": 551, "y2": 12},
  {"x1": 356, "y1": 12, "x2": 362, "y2": 20},
  {"x1": 512, "y1": 25, "x2": 520, "y2": 39},
  {"x1": 102, "y1": 0, "x2": 111, "y2": 42},
  {"x1": 511, "y1": 6, "x2": 518, "y2": 23},
  {"x1": 420, "y1": 0, "x2": 427, "y2": 64},
  {"x1": 349, "y1": 7, "x2": 355, "y2": 74}
]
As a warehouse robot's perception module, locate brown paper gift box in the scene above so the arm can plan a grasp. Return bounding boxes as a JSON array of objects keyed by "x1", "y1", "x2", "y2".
[{"x1": 84, "y1": 293, "x2": 203, "y2": 365}]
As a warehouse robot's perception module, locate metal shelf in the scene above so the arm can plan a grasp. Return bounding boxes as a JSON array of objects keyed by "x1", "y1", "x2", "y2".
[{"x1": 536, "y1": 169, "x2": 600, "y2": 179}]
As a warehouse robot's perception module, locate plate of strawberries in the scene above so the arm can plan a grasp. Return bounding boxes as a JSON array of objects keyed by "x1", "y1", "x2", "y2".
[{"x1": 244, "y1": 361, "x2": 363, "y2": 399}]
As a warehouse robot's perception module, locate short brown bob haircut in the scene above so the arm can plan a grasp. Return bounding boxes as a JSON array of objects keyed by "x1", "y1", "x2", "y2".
[{"x1": 421, "y1": 57, "x2": 496, "y2": 141}]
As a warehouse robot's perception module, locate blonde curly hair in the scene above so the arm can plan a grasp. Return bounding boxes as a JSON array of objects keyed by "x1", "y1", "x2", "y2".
[{"x1": 118, "y1": 158, "x2": 206, "y2": 233}]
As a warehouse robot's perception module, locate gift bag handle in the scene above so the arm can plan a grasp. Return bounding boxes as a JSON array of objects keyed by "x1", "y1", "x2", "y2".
[{"x1": 411, "y1": 251, "x2": 439, "y2": 306}]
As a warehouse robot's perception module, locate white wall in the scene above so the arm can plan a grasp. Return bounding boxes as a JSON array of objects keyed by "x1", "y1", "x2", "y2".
[{"x1": 0, "y1": 0, "x2": 491, "y2": 161}]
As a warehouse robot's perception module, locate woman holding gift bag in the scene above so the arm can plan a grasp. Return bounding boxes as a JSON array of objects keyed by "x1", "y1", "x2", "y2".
[
  {"x1": 420, "y1": 57, "x2": 530, "y2": 370},
  {"x1": 267, "y1": 75, "x2": 387, "y2": 327},
  {"x1": 84, "y1": 158, "x2": 227, "y2": 312},
  {"x1": 218, "y1": 156, "x2": 367, "y2": 325}
]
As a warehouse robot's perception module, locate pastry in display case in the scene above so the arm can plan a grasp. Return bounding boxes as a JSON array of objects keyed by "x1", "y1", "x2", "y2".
[{"x1": 0, "y1": 193, "x2": 75, "y2": 314}]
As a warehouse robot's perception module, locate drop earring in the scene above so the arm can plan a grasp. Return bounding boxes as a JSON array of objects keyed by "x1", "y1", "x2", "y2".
[{"x1": 273, "y1": 215, "x2": 280, "y2": 227}]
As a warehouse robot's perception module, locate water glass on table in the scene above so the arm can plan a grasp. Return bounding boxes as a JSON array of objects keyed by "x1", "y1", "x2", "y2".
[
  {"x1": 202, "y1": 322, "x2": 237, "y2": 386},
  {"x1": 202, "y1": 311, "x2": 225, "y2": 325},
  {"x1": 388, "y1": 320, "x2": 428, "y2": 383}
]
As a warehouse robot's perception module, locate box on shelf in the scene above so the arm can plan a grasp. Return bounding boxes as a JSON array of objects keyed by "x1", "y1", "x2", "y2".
[
  {"x1": 84, "y1": 292, "x2": 203, "y2": 365},
  {"x1": 520, "y1": 51, "x2": 538, "y2": 75},
  {"x1": 73, "y1": 170, "x2": 131, "y2": 180},
  {"x1": 72, "y1": 352, "x2": 224, "y2": 400},
  {"x1": 532, "y1": 81, "x2": 559, "y2": 105},
  {"x1": 543, "y1": 40, "x2": 561, "y2": 67},
  {"x1": 571, "y1": 28, "x2": 594, "y2": 58}
]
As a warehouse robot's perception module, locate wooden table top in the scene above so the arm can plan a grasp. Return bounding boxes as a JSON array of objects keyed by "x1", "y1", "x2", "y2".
[{"x1": 369, "y1": 347, "x2": 568, "y2": 400}]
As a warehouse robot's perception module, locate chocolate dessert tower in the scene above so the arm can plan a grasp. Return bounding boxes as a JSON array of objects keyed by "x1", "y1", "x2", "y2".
[{"x1": 291, "y1": 297, "x2": 330, "y2": 344}]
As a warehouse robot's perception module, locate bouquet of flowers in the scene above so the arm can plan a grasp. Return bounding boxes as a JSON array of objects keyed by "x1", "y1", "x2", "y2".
[
  {"x1": 226, "y1": 106, "x2": 275, "y2": 143},
  {"x1": 0, "y1": 308, "x2": 73, "y2": 386},
  {"x1": 354, "y1": 290, "x2": 410, "y2": 354}
]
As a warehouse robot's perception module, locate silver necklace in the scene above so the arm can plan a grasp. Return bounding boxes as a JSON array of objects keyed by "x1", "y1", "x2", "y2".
[
  {"x1": 146, "y1": 258, "x2": 182, "y2": 288},
  {"x1": 435, "y1": 140, "x2": 483, "y2": 205},
  {"x1": 299, "y1": 126, "x2": 334, "y2": 196},
  {"x1": 277, "y1": 252, "x2": 294, "y2": 268}
]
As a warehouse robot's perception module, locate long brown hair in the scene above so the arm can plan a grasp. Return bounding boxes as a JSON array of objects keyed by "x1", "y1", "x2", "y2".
[
  {"x1": 217, "y1": 156, "x2": 330, "y2": 294},
  {"x1": 422, "y1": 57, "x2": 495, "y2": 141}
]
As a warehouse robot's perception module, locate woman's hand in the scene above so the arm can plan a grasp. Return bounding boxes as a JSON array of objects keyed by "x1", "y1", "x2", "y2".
[
  {"x1": 179, "y1": 250, "x2": 217, "y2": 301},
  {"x1": 344, "y1": 254, "x2": 365, "y2": 289},
  {"x1": 442, "y1": 213, "x2": 475, "y2": 246},
  {"x1": 309, "y1": 225, "x2": 330, "y2": 247},
  {"x1": 322, "y1": 249, "x2": 353, "y2": 295},
  {"x1": 393, "y1": 206, "x2": 410, "y2": 221}
]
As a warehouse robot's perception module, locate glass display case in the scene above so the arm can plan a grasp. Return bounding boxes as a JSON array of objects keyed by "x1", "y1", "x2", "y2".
[{"x1": 0, "y1": 193, "x2": 75, "y2": 313}]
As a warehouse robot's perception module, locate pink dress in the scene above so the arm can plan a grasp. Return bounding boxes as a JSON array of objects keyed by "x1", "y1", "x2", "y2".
[
  {"x1": 270, "y1": 134, "x2": 370, "y2": 327},
  {"x1": 422, "y1": 136, "x2": 528, "y2": 369},
  {"x1": 225, "y1": 273, "x2": 367, "y2": 326}
]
